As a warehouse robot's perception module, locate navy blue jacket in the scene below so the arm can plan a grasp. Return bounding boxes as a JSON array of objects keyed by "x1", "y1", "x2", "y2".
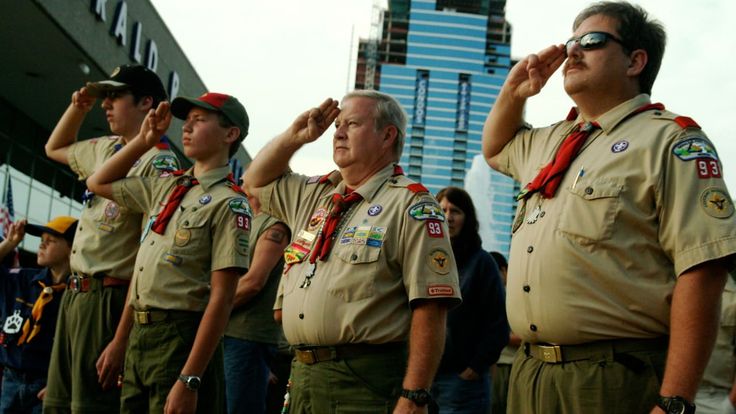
[
  {"x1": 437, "y1": 247, "x2": 509, "y2": 375},
  {"x1": 0, "y1": 266, "x2": 64, "y2": 375}
]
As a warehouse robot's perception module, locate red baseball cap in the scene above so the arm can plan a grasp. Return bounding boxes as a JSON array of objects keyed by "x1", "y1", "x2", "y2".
[{"x1": 171, "y1": 92, "x2": 249, "y2": 138}]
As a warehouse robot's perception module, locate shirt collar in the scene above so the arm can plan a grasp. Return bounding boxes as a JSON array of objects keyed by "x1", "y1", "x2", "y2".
[
  {"x1": 330, "y1": 163, "x2": 397, "y2": 203},
  {"x1": 189, "y1": 165, "x2": 232, "y2": 191},
  {"x1": 572, "y1": 94, "x2": 651, "y2": 134}
]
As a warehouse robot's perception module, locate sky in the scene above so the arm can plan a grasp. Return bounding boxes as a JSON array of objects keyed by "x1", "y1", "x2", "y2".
[{"x1": 150, "y1": 0, "x2": 736, "y2": 191}]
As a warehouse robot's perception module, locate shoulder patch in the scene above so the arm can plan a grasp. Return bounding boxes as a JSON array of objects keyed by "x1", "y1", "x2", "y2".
[
  {"x1": 151, "y1": 154, "x2": 180, "y2": 171},
  {"x1": 674, "y1": 116, "x2": 700, "y2": 130},
  {"x1": 673, "y1": 137, "x2": 718, "y2": 161},
  {"x1": 700, "y1": 187, "x2": 734, "y2": 219},
  {"x1": 228, "y1": 197, "x2": 252, "y2": 216},
  {"x1": 409, "y1": 201, "x2": 445, "y2": 222}
]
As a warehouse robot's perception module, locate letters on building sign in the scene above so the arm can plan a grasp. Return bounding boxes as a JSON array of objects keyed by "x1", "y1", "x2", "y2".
[
  {"x1": 91, "y1": 0, "x2": 179, "y2": 98},
  {"x1": 414, "y1": 70, "x2": 429, "y2": 127}
]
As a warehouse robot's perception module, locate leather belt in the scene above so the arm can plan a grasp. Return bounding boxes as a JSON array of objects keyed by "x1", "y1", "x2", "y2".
[
  {"x1": 294, "y1": 342, "x2": 406, "y2": 365},
  {"x1": 133, "y1": 309, "x2": 201, "y2": 325},
  {"x1": 524, "y1": 337, "x2": 668, "y2": 364},
  {"x1": 68, "y1": 273, "x2": 129, "y2": 293}
]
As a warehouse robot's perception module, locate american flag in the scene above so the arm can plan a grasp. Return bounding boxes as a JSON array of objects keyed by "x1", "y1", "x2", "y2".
[{"x1": 0, "y1": 176, "x2": 19, "y2": 267}]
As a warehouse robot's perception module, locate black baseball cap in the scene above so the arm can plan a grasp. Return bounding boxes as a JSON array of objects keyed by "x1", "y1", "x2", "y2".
[{"x1": 86, "y1": 64, "x2": 167, "y2": 102}]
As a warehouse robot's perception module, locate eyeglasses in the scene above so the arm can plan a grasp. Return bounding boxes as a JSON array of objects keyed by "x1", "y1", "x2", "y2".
[{"x1": 565, "y1": 31, "x2": 628, "y2": 54}]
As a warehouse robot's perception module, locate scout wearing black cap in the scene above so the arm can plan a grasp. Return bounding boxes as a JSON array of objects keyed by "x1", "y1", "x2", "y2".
[
  {"x1": 85, "y1": 64, "x2": 167, "y2": 103},
  {"x1": 25, "y1": 216, "x2": 78, "y2": 245}
]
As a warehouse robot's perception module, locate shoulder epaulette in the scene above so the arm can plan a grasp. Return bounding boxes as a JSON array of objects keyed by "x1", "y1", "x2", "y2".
[
  {"x1": 674, "y1": 116, "x2": 701, "y2": 130},
  {"x1": 407, "y1": 183, "x2": 429, "y2": 194},
  {"x1": 307, "y1": 170, "x2": 339, "y2": 186}
]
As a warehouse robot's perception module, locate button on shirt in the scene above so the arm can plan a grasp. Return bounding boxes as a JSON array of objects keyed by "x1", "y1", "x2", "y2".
[
  {"x1": 495, "y1": 94, "x2": 736, "y2": 344},
  {"x1": 111, "y1": 166, "x2": 250, "y2": 311},
  {"x1": 68, "y1": 136, "x2": 180, "y2": 279},
  {"x1": 259, "y1": 164, "x2": 461, "y2": 346}
]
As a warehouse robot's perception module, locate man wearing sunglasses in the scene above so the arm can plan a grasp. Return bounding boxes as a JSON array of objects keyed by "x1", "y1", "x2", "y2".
[{"x1": 482, "y1": 2, "x2": 736, "y2": 414}]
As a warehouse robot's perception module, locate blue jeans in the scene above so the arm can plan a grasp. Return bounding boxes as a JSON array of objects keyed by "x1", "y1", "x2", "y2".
[
  {"x1": 431, "y1": 371, "x2": 491, "y2": 414},
  {"x1": 223, "y1": 337, "x2": 276, "y2": 414},
  {"x1": 1, "y1": 366, "x2": 45, "y2": 414}
]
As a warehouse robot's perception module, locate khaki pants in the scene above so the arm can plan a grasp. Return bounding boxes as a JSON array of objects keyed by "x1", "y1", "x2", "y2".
[
  {"x1": 508, "y1": 341, "x2": 666, "y2": 414},
  {"x1": 120, "y1": 311, "x2": 225, "y2": 414},
  {"x1": 288, "y1": 346, "x2": 406, "y2": 413}
]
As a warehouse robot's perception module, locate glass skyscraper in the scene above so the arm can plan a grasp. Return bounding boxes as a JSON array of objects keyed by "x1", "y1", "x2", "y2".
[{"x1": 355, "y1": 0, "x2": 520, "y2": 256}]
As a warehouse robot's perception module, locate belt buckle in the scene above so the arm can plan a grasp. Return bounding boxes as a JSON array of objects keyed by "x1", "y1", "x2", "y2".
[
  {"x1": 539, "y1": 345, "x2": 563, "y2": 363},
  {"x1": 68, "y1": 275, "x2": 82, "y2": 293},
  {"x1": 299, "y1": 349, "x2": 318, "y2": 365},
  {"x1": 135, "y1": 311, "x2": 152, "y2": 325}
]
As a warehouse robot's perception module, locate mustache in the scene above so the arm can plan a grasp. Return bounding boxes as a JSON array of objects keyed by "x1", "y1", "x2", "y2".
[{"x1": 563, "y1": 57, "x2": 586, "y2": 75}]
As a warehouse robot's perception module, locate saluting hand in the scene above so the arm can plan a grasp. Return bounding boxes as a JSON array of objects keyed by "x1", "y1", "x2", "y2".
[
  {"x1": 140, "y1": 101, "x2": 172, "y2": 148},
  {"x1": 288, "y1": 98, "x2": 340, "y2": 145},
  {"x1": 71, "y1": 87, "x2": 97, "y2": 113},
  {"x1": 6, "y1": 220, "x2": 27, "y2": 247},
  {"x1": 505, "y1": 44, "x2": 566, "y2": 99}
]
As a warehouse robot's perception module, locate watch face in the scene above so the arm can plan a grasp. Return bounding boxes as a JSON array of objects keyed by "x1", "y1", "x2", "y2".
[
  {"x1": 667, "y1": 400, "x2": 685, "y2": 414},
  {"x1": 187, "y1": 376, "x2": 201, "y2": 390},
  {"x1": 413, "y1": 390, "x2": 430, "y2": 405}
]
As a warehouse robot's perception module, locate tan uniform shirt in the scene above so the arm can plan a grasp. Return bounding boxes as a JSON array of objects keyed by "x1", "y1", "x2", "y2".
[
  {"x1": 260, "y1": 164, "x2": 461, "y2": 346},
  {"x1": 68, "y1": 136, "x2": 180, "y2": 279},
  {"x1": 495, "y1": 94, "x2": 736, "y2": 344},
  {"x1": 111, "y1": 165, "x2": 250, "y2": 311},
  {"x1": 700, "y1": 277, "x2": 736, "y2": 390}
]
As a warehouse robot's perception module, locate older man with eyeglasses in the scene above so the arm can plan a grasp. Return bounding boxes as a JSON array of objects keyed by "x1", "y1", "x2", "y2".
[{"x1": 482, "y1": 2, "x2": 736, "y2": 414}]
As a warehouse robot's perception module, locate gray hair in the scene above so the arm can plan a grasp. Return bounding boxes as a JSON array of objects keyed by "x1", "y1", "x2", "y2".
[{"x1": 343, "y1": 90, "x2": 407, "y2": 161}]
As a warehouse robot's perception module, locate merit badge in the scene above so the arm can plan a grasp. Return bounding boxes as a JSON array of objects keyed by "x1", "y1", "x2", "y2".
[
  {"x1": 199, "y1": 194, "x2": 212, "y2": 205},
  {"x1": 428, "y1": 249, "x2": 451, "y2": 275},
  {"x1": 699, "y1": 187, "x2": 734, "y2": 219},
  {"x1": 611, "y1": 140, "x2": 629, "y2": 153},
  {"x1": 2, "y1": 310, "x2": 23, "y2": 334},
  {"x1": 163, "y1": 253, "x2": 183, "y2": 266},
  {"x1": 426, "y1": 220, "x2": 444, "y2": 238},
  {"x1": 340, "y1": 226, "x2": 357, "y2": 245},
  {"x1": 228, "y1": 198, "x2": 252, "y2": 216},
  {"x1": 104, "y1": 202, "x2": 120, "y2": 219},
  {"x1": 353, "y1": 226, "x2": 371, "y2": 245},
  {"x1": 152, "y1": 154, "x2": 180, "y2": 171},
  {"x1": 367, "y1": 226, "x2": 386, "y2": 247},
  {"x1": 236, "y1": 234, "x2": 249, "y2": 256},
  {"x1": 409, "y1": 202, "x2": 446, "y2": 222},
  {"x1": 308, "y1": 208, "x2": 327, "y2": 232},
  {"x1": 673, "y1": 137, "x2": 718, "y2": 161},
  {"x1": 367, "y1": 204, "x2": 383, "y2": 216},
  {"x1": 696, "y1": 158, "x2": 722, "y2": 179},
  {"x1": 174, "y1": 229, "x2": 191, "y2": 246},
  {"x1": 284, "y1": 242, "x2": 310, "y2": 264},
  {"x1": 427, "y1": 284, "x2": 455, "y2": 297},
  {"x1": 235, "y1": 214, "x2": 250, "y2": 231}
]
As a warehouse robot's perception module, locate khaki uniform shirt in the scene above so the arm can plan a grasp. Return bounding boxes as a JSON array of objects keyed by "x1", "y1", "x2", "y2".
[
  {"x1": 68, "y1": 136, "x2": 180, "y2": 279},
  {"x1": 495, "y1": 94, "x2": 736, "y2": 344},
  {"x1": 225, "y1": 213, "x2": 286, "y2": 344},
  {"x1": 260, "y1": 164, "x2": 461, "y2": 346},
  {"x1": 700, "y1": 276, "x2": 736, "y2": 390},
  {"x1": 111, "y1": 165, "x2": 251, "y2": 311}
]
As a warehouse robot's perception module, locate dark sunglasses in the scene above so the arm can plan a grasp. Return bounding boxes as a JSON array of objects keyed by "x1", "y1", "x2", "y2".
[
  {"x1": 103, "y1": 90, "x2": 131, "y2": 100},
  {"x1": 565, "y1": 31, "x2": 628, "y2": 54}
]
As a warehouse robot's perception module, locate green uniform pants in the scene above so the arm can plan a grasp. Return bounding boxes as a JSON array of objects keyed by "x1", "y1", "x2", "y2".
[
  {"x1": 43, "y1": 284, "x2": 127, "y2": 414},
  {"x1": 288, "y1": 346, "x2": 407, "y2": 413},
  {"x1": 491, "y1": 363, "x2": 512, "y2": 414},
  {"x1": 120, "y1": 311, "x2": 225, "y2": 414},
  {"x1": 508, "y1": 342, "x2": 666, "y2": 414}
]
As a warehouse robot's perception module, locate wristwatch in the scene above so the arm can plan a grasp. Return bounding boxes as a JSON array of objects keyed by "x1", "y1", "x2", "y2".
[
  {"x1": 400, "y1": 388, "x2": 432, "y2": 407},
  {"x1": 177, "y1": 374, "x2": 201, "y2": 391},
  {"x1": 657, "y1": 395, "x2": 695, "y2": 414}
]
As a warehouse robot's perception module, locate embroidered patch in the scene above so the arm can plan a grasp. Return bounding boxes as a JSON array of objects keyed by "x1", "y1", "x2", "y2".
[
  {"x1": 409, "y1": 202, "x2": 446, "y2": 222},
  {"x1": 236, "y1": 234, "x2": 249, "y2": 256},
  {"x1": 699, "y1": 187, "x2": 734, "y2": 219},
  {"x1": 673, "y1": 138, "x2": 718, "y2": 161},
  {"x1": 696, "y1": 158, "x2": 722, "y2": 179},
  {"x1": 228, "y1": 198, "x2": 252, "y2": 216},
  {"x1": 428, "y1": 284, "x2": 455, "y2": 296},
  {"x1": 353, "y1": 226, "x2": 371, "y2": 245},
  {"x1": 307, "y1": 208, "x2": 327, "y2": 232},
  {"x1": 235, "y1": 214, "x2": 250, "y2": 231},
  {"x1": 307, "y1": 175, "x2": 321, "y2": 184},
  {"x1": 152, "y1": 154, "x2": 180, "y2": 171},
  {"x1": 367, "y1": 204, "x2": 383, "y2": 216},
  {"x1": 174, "y1": 229, "x2": 191, "y2": 246},
  {"x1": 199, "y1": 194, "x2": 212, "y2": 205},
  {"x1": 611, "y1": 140, "x2": 629, "y2": 153},
  {"x1": 2, "y1": 310, "x2": 23, "y2": 334},
  {"x1": 284, "y1": 242, "x2": 310, "y2": 264},
  {"x1": 425, "y1": 220, "x2": 444, "y2": 238},
  {"x1": 163, "y1": 253, "x2": 183, "y2": 266},
  {"x1": 104, "y1": 202, "x2": 120, "y2": 219},
  {"x1": 428, "y1": 249, "x2": 451, "y2": 274}
]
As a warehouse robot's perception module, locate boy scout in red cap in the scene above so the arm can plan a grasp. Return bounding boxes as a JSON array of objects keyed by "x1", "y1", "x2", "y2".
[
  {"x1": 87, "y1": 92, "x2": 251, "y2": 413},
  {"x1": 0, "y1": 216, "x2": 76, "y2": 412},
  {"x1": 43, "y1": 64, "x2": 180, "y2": 413}
]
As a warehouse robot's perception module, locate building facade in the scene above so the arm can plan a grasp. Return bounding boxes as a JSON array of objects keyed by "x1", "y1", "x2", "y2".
[
  {"x1": 355, "y1": 0, "x2": 519, "y2": 256},
  {"x1": 1, "y1": 0, "x2": 250, "y2": 260}
]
